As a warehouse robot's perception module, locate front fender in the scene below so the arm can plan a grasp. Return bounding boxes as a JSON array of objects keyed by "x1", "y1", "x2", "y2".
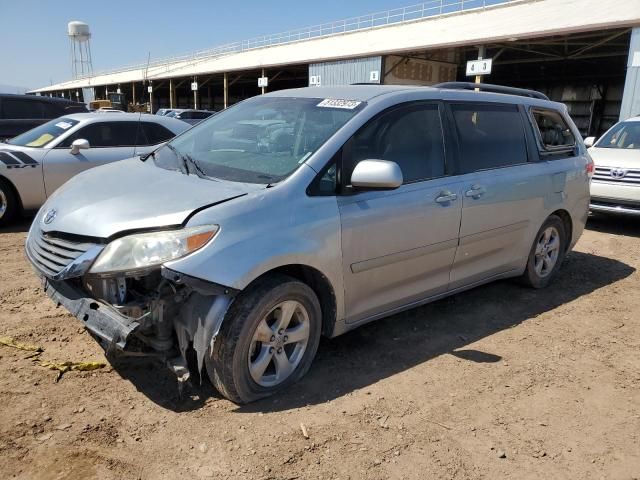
[{"x1": 165, "y1": 184, "x2": 345, "y2": 322}]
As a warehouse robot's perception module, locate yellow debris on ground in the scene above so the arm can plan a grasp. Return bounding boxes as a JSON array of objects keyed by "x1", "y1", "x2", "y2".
[
  {"x1": 1, "y1": 336, "x2": 106, "y2": 381},
  {"x1": 0, "y1": 336, "x2": 43, "y2": 353},
  {"x1": 40, "y1": 361, "x2": 106, "y2": 382}
]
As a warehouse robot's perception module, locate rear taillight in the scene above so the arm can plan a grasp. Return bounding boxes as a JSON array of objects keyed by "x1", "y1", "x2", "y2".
[{"x1": 586, "y1": 158, "x2": 594, "y2": 178}]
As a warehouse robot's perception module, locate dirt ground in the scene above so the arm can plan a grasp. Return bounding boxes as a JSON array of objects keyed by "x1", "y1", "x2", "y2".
[{"x1": 0, "y1": 215, "x2": 639, "y2": 480}]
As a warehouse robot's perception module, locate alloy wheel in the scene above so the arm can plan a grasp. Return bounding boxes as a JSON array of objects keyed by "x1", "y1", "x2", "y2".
[
  {"x1": 247, "y1": 300, "x2": 310, "y2": 387},
  {"x1": 534, "y1": 226, "x2": 561, "y2": 278}
]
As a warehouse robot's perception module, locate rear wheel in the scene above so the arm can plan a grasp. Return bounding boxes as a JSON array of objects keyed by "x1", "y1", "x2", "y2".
[
  {"x1": 0, "y1": 178, "x2": 18, "y2": 227},
  {"x1": 206, "y1": 274, "x2": 322, "y2": 404},
  {"x1": 521, "y1": 215, "x2": 566, "y2": 289}
]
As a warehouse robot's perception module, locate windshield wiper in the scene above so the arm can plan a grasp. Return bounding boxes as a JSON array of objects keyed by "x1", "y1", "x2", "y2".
[
  {"x1": 165, "y1": 144, "x2": 212, "y2": 180},
  {"x1": 184, "y1": 153, "x2": 208, "y2": 180},
  {"x1": 165, "y1": 144, "x2": 189, "y2": 175},
  {"x1": 139, "y1": 150, "x2": 156, "y2": 161}
]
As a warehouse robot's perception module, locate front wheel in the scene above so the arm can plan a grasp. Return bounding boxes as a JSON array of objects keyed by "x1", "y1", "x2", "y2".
[
  {"x1": 206, "y1": 274, "x2": 322, "y2": 404},
  {"x1": 0, "y1": 178, "x2": 18, "y2": 227},
  {"x1": 520, "y1": 215, "x2": 567, "y2": 289}
]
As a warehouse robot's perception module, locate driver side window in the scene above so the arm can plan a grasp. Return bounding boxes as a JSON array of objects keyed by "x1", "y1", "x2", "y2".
[{"x1": 344, "y1": 103, "x2": 446, "y2": 186}]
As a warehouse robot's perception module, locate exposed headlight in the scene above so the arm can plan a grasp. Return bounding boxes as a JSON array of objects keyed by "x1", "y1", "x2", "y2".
[{"x1": 89, "y1": 225, "x2": 219, "y2": 275}]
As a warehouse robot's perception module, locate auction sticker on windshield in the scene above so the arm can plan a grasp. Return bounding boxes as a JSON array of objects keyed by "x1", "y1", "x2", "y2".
[
  {"x1": 317, "y1": 99, "x2": 362, "y2": 109},
  {"x1": 55, "y1": 121, "x2": 73, "y2": 130}
]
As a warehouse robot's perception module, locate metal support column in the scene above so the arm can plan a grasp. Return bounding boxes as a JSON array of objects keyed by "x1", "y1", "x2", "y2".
[
  {"x1": 169, "y1": 78, "x2": 174, "y2": 109},
  {"x1": 475, "y1": 45, "x2": 486, "y2": 85},
  {"x1": 193, "y1": 76, "x2": 198, "y2": 110},
  {"x1": 132, "y1": 82, "x2": 136, "y2": 105},
  {"x1": 620, "y1": 27, "x2": 640, "y2": 121},
  {"x1": 224, "y1": 73, "x2": 228, "y2": 109}
]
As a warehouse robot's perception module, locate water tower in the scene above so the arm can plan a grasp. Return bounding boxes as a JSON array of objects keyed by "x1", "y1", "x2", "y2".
[{"x1": 68, "y1": 21, "x2": 93, "y2": 79}]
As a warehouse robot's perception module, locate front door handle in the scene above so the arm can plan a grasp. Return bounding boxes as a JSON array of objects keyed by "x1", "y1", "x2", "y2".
[
  {"x1": 464, "y1": 184, "x2": 486, "y2": 199},
  {"x1": 435, "y1": 191, "x2": 458, "y2": 204}
]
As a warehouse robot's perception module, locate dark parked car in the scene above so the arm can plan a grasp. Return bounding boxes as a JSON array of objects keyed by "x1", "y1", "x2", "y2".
[
  {"x1": 0, "y1": 94, "x2": 87, "y2": 140},
  {"x1": 166, "y1": 109, "x2": 215, "y2": 125}
]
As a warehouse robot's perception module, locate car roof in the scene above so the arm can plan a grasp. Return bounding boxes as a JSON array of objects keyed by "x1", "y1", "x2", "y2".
[
  {"x1": 266, "y1": 85, "x2": 418, "y2": 102},
  {"x1": 0, "y1": 93, "x2": 83, "y2": 105},
  {"x1": 265, "y1": 85, "x2": 565, "y2": 109},
  {"x1": 60, "y1": 112, "x2": 191, "y2": 133}
]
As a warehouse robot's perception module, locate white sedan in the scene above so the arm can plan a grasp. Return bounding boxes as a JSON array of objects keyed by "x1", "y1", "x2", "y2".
[{"x1": 0, "y1": 112, "x2": 190, "y2": 225}]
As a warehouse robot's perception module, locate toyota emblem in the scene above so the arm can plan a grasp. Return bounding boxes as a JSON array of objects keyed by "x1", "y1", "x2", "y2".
[
  {"x1": 43, "y1": 209, "x2": 57, "y2": 225},
  {"x1": 610, "y1": 168, "x2": 627, "y2": 179}
]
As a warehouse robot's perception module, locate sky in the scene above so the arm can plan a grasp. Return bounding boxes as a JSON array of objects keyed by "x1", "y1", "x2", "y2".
[{"x1": 0, "y1": 0, "x2": 417, "y2": 90}]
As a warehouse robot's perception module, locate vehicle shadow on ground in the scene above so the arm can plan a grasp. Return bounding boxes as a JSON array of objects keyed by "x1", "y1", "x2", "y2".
[
  {"x1": 112, "y1": 356, "x2": 222, "y2": 411},
  {"x1": 0, "y1": 216, "x2": 33, "y2": 234},
  {"x1": 586, "y1": 213, "x2": 640, "y2": 237},
  {"x1": 237, "y1": 250, "x2": 634, "y2": 413},
  {"x1": 113, "y1": 250, "x2": 633, "y2": 412}
]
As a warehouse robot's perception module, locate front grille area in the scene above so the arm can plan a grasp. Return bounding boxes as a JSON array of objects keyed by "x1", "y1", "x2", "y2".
[
  {"x1": 591, "y1": 199, "x2": 640, "y2": 212},
  {"x1": 27, "y1": 230, "x2": 97, "y2": 278},
  {"x1": 593, "y1": 166, "x2": 640, "y2": 185}
]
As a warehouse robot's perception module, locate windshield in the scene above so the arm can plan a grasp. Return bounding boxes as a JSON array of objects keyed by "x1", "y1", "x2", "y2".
[
  {"x1": 597, "y1": 121, "x2": 640, "y2": 150},
  {"x1": 153, "y1": 96, "x2": 364, "y2": 184},
  {"x1": 7, "y1": 117, "x2": 79, "y2": 148}
]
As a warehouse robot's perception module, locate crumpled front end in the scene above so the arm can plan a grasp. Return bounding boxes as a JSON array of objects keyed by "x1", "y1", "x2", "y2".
[{"x1": 26, "y1": 226, "x2": 237, "y2": 389}]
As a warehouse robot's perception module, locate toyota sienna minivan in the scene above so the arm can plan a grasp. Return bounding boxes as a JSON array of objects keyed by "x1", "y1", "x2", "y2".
[{"x1": 25, "y1": 83, "x2": 592, "y2": 403}]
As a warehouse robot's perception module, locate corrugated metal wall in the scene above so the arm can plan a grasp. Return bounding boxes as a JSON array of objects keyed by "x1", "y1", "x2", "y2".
[
  {"x1": 620, "y1": 27, "x2": 640, "y2": 121},
  {"x1": 308, "y1": 56, "x2": 382, "y2": 87}
]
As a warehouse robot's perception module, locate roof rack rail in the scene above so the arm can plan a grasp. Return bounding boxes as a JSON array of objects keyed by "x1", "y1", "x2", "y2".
[{"x1": 433, "y1": 82, "x2": 549, "y2": 101}]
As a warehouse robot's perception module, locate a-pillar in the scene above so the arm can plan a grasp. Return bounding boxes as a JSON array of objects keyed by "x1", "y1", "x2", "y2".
[{"x1": 620, "y1": 27, "x2": 640, "y2": 121}]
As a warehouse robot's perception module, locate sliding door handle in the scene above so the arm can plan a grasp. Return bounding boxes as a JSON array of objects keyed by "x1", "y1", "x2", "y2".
[
  {"x1": 435, "y1": 191, "x2": 458, "y2": 204},
  {"x1": 464, "y1": 185, "x2": 486, "y2": 199}
]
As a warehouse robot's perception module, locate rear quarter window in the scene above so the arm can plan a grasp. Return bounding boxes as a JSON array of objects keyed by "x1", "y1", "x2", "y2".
[{"x1": 530, "y1": 108, "x2": 576, "y2": 158}]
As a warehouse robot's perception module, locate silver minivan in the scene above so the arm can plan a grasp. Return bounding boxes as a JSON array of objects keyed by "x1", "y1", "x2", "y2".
[{"x1": 25, "y1": 84, "x2": 592, "y2": 403}]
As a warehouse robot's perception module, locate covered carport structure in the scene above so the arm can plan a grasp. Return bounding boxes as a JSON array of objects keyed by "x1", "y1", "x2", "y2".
[{"x1": 32, "y1": 0, "x2": 640, "y2": 138}]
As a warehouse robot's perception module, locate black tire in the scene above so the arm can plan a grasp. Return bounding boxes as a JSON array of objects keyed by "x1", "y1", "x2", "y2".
[
  {"x1": 206, "y1": 274, "x2": 322, "y2": 404},
  {"x1": 520, "y1": 215, "x2": 567, "y2": 289},
  {"x1": 0, "y1": 178, "x2": 18, "y2": 227}
]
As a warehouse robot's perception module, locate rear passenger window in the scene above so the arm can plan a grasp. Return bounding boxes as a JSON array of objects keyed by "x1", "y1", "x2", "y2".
[
  {"x1": 140, "y1": 122, "x2": 174, "y2": 145},
  {"x1": 451, "y1": 103, "x2": 528, "y2": 173},
  {"x1": 531, "y1": 108, "x2": 575, "y2": 153},
  {"x1": 345, "y1": 103, "x2": 446, "y2": 184}
]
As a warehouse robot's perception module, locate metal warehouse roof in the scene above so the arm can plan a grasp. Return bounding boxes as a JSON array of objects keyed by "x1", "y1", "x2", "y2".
[{"x1": 31, "y1": 0, "x2": 640, "y2": 93}]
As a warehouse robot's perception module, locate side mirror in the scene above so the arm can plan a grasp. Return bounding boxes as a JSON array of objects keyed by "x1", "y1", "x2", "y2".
[
  {"x1": 583, "y1": 137, "x2": 596, "y2": 148},
  {"x1": 351, "y1": 159, "x2": 403, "y2": 190},
  {"x1": 70, "y1": 138, "x2": 90, "y2": 155}
]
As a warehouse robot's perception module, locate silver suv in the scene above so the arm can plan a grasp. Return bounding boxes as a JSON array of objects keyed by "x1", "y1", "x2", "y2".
[{"x1": 25, "y1": 84, "x2": 592, "y2": 403}]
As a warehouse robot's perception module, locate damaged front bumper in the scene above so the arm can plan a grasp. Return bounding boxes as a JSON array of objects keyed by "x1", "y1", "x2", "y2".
[
  {"x1": 36, "y1": 267, "x2": 238, "y2": 386},
  {"x1": 43, "y1": 277, "x2": 139, "y2": 351}
]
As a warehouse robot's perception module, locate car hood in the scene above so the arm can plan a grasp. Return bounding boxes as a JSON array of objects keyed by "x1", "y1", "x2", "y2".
[
  {"x1": 589, "y1": 147, "x2": 640, "y2": 169},
  {"x1": 39, "y1": 157, "x2": 261, "y2": 239}
]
